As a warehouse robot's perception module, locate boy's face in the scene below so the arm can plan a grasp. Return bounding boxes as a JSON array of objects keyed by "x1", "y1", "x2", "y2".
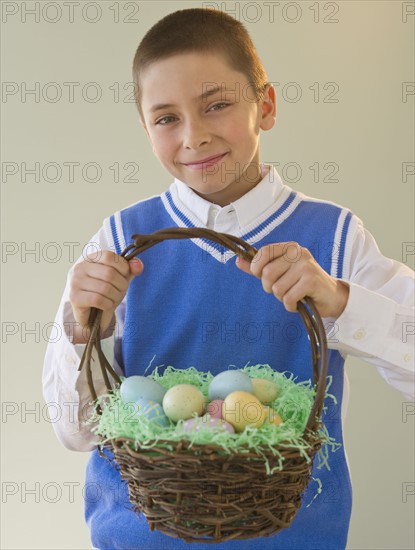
[{"x1": 140, "y1": 51, "x2": 276, "y2": 206}]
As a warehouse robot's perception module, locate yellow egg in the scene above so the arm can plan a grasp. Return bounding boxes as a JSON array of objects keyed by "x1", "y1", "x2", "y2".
[
  {"x1": 162, "y1": 384, "x2": 205, "y2": 422},
  {"x1": 222, "y1": 391, "x2": 265, "y2": 433},
  {"x1": 251, "y1": 378, "x2": 279, "y2": 404},
  {"x1": 262, "y1": 406, "x2": 283, "y2": 426}
]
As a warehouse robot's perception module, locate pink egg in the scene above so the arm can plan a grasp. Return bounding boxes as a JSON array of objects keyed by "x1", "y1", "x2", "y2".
[
  {"x1": 207, "y1": 399, "x2": 224, "y2": 419},
  {"x1": 182, "y1": 415, "x2": 235, "y2": 434}
]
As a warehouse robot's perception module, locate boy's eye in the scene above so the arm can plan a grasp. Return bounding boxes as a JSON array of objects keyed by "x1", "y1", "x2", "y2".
[
  {"x1": 209, "y1": 102, "x2": 229, "y2": 112},
  {"x1": 155, "y1": 115, "x2": 177, "y2": 126},
  {"x1": 154, "y1": 103, "x2": 229, "y2": 125}
]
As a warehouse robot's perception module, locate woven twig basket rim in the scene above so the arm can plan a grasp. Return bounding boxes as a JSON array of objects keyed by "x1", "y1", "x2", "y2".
[{"x1": 79, "y1": 227, "x2": 328, "y2": 432}]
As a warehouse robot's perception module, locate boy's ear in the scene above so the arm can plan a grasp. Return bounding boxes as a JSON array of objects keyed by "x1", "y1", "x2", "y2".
[{"x1": 259, "y1": 83, "x2": 277, "y2": 131}]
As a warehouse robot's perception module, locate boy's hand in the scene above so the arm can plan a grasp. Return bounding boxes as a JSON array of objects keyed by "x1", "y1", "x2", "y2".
[
  {"x1": 236, "y1": 242, "x2": 349, "y2": 318},
  {"x1": 69, "y1": 251, "x2": 144, "y2": 344}
]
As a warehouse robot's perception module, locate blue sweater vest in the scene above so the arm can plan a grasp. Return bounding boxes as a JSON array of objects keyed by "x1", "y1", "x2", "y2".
[{"x1": 85, "y1": 187, "x2": 353, "y2": 550}]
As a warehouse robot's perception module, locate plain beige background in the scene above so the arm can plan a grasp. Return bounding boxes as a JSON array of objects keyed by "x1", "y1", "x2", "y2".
[{"x1": 1, "y1": 1, "x2": 414, "y2": 549}]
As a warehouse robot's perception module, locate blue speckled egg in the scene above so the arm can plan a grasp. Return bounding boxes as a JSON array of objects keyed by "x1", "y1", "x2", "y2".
[
  {"x1": 133, "y1": 398, "x2": 170, "y2": 428},
  {"x1": 120, "y1": 375, "x2": 166, "y2": 404},
  {"x1": 208, "y1": 370, "x2": 253, "y2": 401}
]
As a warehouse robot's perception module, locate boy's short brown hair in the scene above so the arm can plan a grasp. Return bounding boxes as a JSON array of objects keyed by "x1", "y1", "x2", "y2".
[{"x1": 132, "y1": 8, "x2": 268, "y2": 120}]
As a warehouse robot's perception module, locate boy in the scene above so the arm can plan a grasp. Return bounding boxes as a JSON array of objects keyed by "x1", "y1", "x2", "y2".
[{"x1": 43, "y1": 8, "x2": 414, "y2": 550}]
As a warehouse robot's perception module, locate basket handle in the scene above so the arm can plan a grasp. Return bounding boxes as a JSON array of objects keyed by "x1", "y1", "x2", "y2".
[{"x1": 78, "y1": 227, "x2": 328, "y2": 432}]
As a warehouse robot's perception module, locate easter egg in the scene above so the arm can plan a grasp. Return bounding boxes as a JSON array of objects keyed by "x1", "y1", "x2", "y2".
[
  {"x1": 181, "y1": 415, "x2": 235, "y2": 434},
  {"x1": 222, "y1": 391, "x2": 265, "y2": 433},
  {"x1": 208, "y1": 370, "x2": 253, "y2": 401},
  {"x1": 132, "y1": 398, "x2": 170, "y2": 428},
  {"x1": 120, "y1": 376, "x2": 166, "y2": 404},
  {"x1": 206, "y1": 399, "x2": 224, "y2": 419},
  {"x1": 162, "y1": 384, "x2": 205, "y2": 422},
  {"x1": 251, "y1": 378, "x2": 279, "y2": 404},
  {"x1": 262, "y1": 406, "x2": 283, "y2": 426}
]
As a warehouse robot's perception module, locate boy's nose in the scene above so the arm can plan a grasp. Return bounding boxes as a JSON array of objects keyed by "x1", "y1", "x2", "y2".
[{"x1": 182, "y1": 119, "x2": 211, "y2": 149}]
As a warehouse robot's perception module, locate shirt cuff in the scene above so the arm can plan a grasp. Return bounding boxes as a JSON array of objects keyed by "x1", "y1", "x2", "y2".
[{"x1": 326, "y1": 281, "x2": 414, "y2": 371}]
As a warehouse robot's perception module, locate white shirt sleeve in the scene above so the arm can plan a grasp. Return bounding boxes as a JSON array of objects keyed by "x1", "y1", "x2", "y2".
[
  {"x1": 42, "y1": 219, "x2": 125, "y2": 451},
  {"x1": 326, "y1": 214, "x2": 415, "y2": 400}
]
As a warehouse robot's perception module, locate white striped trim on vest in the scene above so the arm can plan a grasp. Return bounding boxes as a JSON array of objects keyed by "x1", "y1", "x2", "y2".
[
  {"x1": 161, "y1": 187, "x2": 303, "y2": 264},
  {"x1": 109, "y1": 187, "x2": 353, "y2": 277}
]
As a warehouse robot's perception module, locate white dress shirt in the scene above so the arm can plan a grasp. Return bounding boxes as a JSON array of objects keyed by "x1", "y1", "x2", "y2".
[{"x1": 43, "y1": 165, "x2": 415, "y2": 452}]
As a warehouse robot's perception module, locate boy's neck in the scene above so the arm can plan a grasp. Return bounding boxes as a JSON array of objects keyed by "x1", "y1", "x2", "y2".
[{"x1": 190, "y1": 164, "x2": 265, "y2": 207}]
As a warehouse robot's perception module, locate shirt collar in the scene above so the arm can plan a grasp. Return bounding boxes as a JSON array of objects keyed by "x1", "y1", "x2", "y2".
[{"x1": 173, "y1": 163, "x2": 284, "y2": 229}]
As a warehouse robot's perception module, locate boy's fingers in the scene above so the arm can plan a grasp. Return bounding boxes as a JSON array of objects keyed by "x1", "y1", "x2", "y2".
[
  {"x1": 235, "y1": 257, "x2": 252, "y2": 274},
  {"x1": 78, "y1": 277, "x2": 125, "y2": 304},
  {"x1": 70, "y1": 289, "x2": 115, "y2": 312},
  {"x1": 260, "y1": 257, "x2": 292, "y2": 293},
  {"x1": 83, "y1": 252, "x2": 144, "y2": 281},
  {"x1": 74, "y1": 263, "x2": 128, "y2": 294},
  {"x1": 250, "y1": 246, "x2": 280, "y2": 278},
  {"x1": 270, "y1": 270, "x2": 301, "y2": 302},
  {"x1": 85, "y1": 251, "x2": 132, "y2": 279},
  {"x1": 280, "y1": 279, "x2": 309, "y2": 313},
  {"x1": 250, "y1": 242, "x2": 302, "y2": 278}
]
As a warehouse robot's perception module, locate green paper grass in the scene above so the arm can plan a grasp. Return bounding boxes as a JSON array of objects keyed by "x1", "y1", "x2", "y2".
[{"x1": 87, "y1": 364, "x2": 341, "y2": 472}]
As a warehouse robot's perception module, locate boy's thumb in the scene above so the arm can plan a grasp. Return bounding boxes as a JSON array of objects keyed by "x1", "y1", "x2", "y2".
[
  {"x1": 129, "y1": 258, "x2": 144, "y2": 277},
  {"x1": 235, "y1": 256, "x2": 252, "y2": 275}
]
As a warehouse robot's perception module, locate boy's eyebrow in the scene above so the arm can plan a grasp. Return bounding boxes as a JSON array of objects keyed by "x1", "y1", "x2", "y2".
[{"x1": 149, "y1": 85, "x2": 225, "y2": 113}]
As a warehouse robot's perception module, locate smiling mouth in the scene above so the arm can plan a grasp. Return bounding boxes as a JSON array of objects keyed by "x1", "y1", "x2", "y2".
[{"x1": 184, "y1": 153, "x2": 228, "y2": 170}]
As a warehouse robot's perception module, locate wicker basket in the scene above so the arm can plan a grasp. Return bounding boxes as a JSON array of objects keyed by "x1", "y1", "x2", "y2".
[{"x1": 79, "y1": 228, "x2": 328, "y2": 544}]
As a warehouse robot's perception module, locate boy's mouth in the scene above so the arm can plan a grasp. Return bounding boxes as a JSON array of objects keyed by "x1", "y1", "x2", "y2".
[{"x1": 183, "y1": 153, "x2": 228, "y2": 170}]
